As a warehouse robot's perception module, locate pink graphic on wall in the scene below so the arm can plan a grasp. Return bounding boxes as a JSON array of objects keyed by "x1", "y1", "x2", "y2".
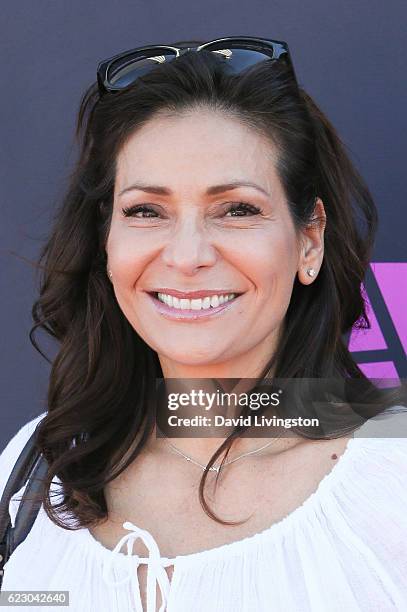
[
  {"x1": 348, "y1": 262, "x2": 406, "y2": 380},
  {"x1": 356, "y1": 361, "x2": 399, "y2": 380},
  {"x1": 371, "y1": 263, "x2": 407, "y2": 355},
  {"x1": 348, "y1": 286, "x2": 387, "y2": 352}
]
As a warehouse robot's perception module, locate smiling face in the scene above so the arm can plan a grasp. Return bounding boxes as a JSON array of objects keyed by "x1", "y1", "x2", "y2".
[{"x1": 106, "y1": 107, "x2": 325, "y2": 378}]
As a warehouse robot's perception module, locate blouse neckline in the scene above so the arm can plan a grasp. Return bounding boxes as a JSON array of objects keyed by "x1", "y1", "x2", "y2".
[{"x1": 74, "y1": 434, "x2": 363, "y2": 566}]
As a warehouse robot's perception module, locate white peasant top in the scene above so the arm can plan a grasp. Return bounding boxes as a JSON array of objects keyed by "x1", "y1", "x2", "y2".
[{"x1": 1, "y1": 408, "x2": 407, "y2": 612}]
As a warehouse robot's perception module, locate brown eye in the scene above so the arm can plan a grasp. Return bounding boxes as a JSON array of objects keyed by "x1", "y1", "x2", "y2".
[
  {"x1": 224, "y1": 202, "x2": 262, "y2": 216},
  {"x1": 121, "y1": 205, "x2": 159, "y2": 218}
]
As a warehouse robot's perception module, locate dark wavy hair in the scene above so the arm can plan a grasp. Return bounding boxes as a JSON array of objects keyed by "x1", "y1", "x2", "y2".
[{"x1": 28, "y1": 39, "x2": 401, "y2": 530}]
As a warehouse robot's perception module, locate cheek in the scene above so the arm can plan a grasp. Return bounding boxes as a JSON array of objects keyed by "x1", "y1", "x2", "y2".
[
  {"x1": 107, "y1": 228, "x2": 152, "y2": 287},
  {"x1": 246, "y1": 229, "x2": 299, "y2": 293}
]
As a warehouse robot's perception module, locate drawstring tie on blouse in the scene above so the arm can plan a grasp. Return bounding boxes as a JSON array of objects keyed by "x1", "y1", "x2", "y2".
[{"x1": 102, "y1": 521, "x2": 174, "y2": 612}]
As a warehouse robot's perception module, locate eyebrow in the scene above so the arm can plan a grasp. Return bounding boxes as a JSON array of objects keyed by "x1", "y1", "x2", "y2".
[{"x1": 118, "y1": 180, "x2": 270, "y2": 198}]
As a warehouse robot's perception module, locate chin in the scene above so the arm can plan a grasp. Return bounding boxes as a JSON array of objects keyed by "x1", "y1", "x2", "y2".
[{"x1": 158, "y1": 347, "x2": 226, "y2": 367}]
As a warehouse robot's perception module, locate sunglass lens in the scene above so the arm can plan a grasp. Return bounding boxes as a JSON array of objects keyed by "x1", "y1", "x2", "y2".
[
  {"x1": 207, "y1": 48, "x2": 274, "y2": 74},
  {"x1": 107, "y1": 49, "x2": 178, "y2": 89}
]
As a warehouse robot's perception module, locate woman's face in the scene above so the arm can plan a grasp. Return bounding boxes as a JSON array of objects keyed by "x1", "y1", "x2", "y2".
[{"x1": 106, "y1": 108, "x2": 324, "y2": 378}]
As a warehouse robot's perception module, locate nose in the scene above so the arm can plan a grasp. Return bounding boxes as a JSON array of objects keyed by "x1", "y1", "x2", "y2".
[{"x1": 161, "y1": 214, "x2": 217, "y2": 275}]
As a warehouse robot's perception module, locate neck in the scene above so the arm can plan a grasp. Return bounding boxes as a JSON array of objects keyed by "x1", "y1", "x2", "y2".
[
  {"x1": 151, "y1": 346, "x2": 287, "y2": 467},
  {"x1": 150, "y1": 379, "x2": 296, "y2": 467}
]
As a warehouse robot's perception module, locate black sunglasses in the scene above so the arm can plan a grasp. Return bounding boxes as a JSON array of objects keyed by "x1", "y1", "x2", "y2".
[{"x1": 97, "y1": 36, "x2": 298, "y2": 95}]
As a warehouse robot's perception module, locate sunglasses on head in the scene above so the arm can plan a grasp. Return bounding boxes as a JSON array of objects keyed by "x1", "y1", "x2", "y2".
[{"x1": 97, "y1": 36, "x2": 298, "y2": 96}]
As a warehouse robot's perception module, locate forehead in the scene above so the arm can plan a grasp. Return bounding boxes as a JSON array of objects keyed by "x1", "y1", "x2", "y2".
[{"x1": 114, "y1": 108, "x2": 281, "y2": 196}]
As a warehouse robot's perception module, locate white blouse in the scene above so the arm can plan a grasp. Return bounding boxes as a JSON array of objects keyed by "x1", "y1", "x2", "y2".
[{"x1": 1, "y1": 407, "x2": 407, "y2": 612}]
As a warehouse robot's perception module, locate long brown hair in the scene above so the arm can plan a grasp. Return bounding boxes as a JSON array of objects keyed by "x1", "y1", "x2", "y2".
[{"x1": 29, "y1": 42, "x2": 402, "y2": 529}]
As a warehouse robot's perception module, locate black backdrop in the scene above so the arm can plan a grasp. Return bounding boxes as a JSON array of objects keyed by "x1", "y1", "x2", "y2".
[{"x1": 1, "y1": 0, "x2": 406, "y2": 446}]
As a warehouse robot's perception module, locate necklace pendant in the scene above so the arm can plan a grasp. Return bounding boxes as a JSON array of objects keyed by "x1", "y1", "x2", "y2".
[{"x1": 206, "y1": 465, "x2": 220, "y2": 473}]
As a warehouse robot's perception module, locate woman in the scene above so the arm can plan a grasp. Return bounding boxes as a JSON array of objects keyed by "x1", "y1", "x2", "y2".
[{"x1": 0, "y1": 37, "x2": 406, "y2": 611}]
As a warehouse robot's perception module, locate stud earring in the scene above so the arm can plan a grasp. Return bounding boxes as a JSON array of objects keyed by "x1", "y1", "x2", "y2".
[
  {"x1": 306, "y1": 268, "x2": 316, "y2": 277},
  {"x1": 107, "y1": 269, "x2": 113, "y2": 280}
]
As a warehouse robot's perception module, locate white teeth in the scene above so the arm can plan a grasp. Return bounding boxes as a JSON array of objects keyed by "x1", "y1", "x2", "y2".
[
  {"x1": 156, "y1": 293, "x2": 237, "y2": 310},
  {"x1": 190, "y1": 299, "x2": 203, "y2": 310}
]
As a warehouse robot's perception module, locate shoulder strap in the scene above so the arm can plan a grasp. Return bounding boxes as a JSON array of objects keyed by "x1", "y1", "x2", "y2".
[{"x1": 0, "y1": 428, "x2": 48, "y2": 590}]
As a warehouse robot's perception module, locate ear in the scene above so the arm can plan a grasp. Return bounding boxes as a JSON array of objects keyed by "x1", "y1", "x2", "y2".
[{"x1": 297, "y1": 197, "x2": 326, "y2": 285}]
